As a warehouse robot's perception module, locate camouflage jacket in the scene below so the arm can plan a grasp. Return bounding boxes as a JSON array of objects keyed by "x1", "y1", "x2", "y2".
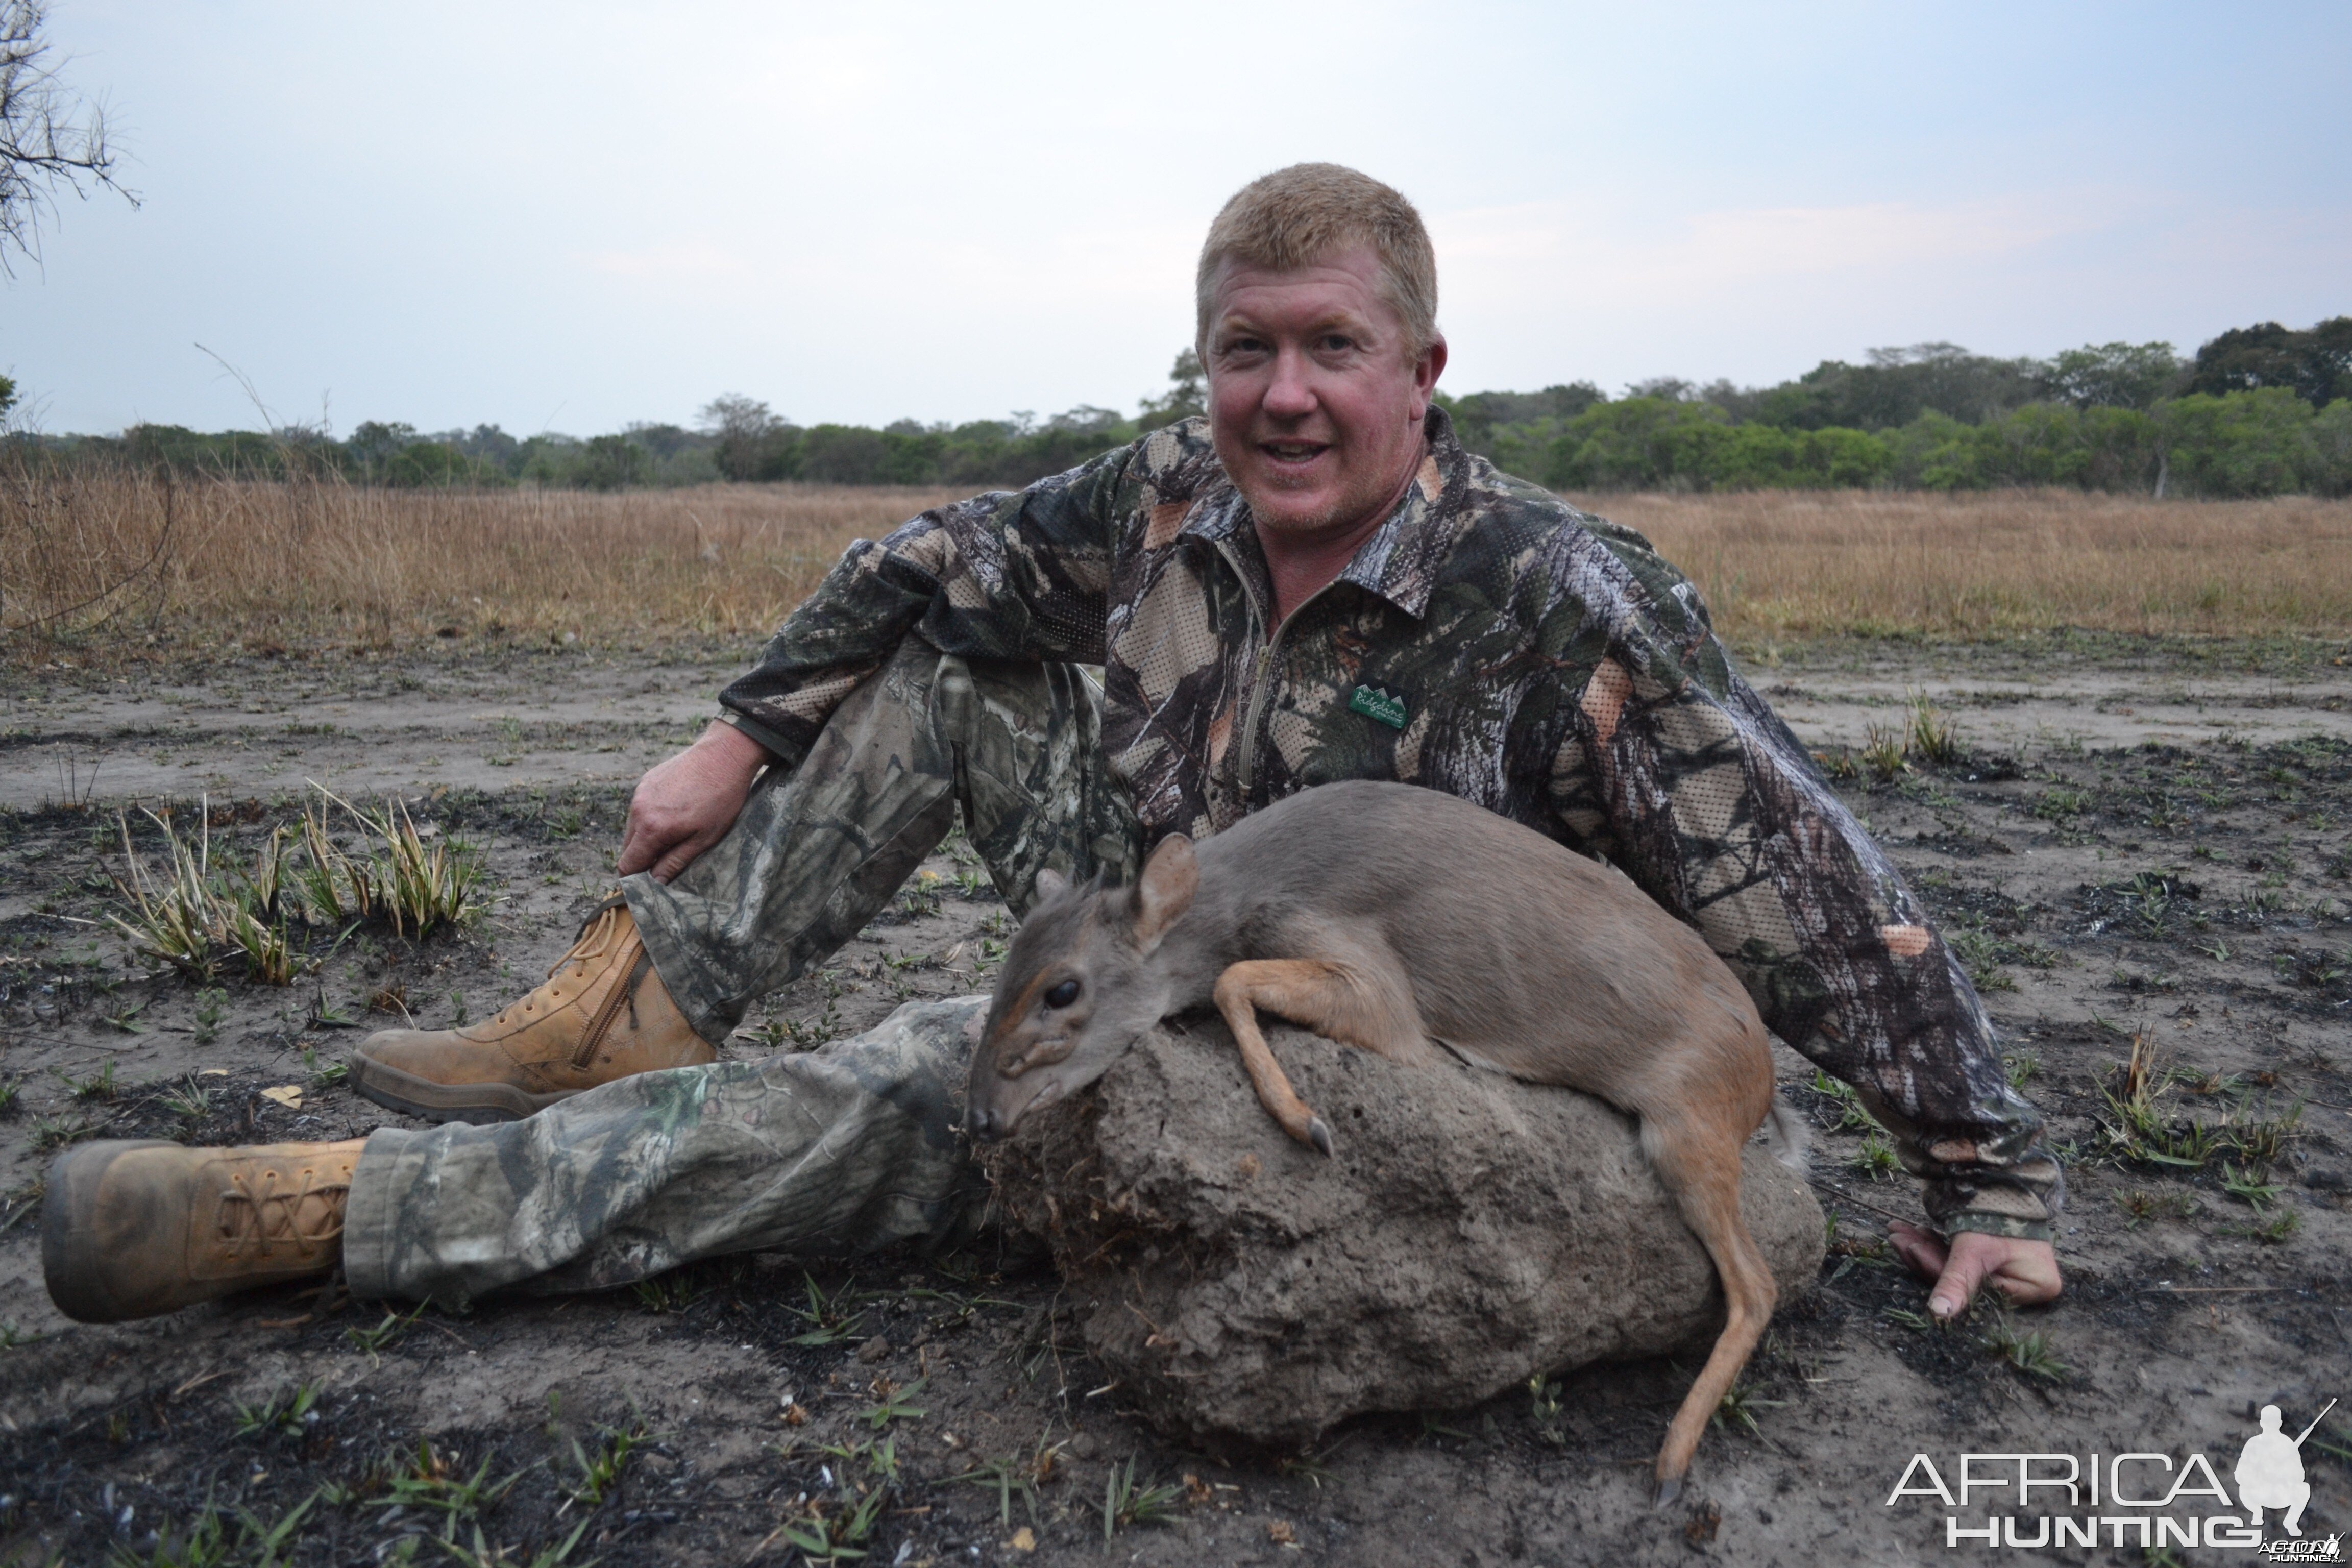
[{"x1": 719, "y1": 407, "x2": 2061, "y2": 1242}]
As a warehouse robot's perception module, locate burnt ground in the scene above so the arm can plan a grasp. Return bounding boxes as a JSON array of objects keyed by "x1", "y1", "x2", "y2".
[{"x1": 1, "y1": 633, "x2": 2349, "y2": 1566}]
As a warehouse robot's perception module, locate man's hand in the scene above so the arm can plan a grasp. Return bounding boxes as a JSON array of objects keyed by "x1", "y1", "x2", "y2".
[
  {"x1": 617, "y1": 721, "x2": 769, "y2": 883},
  {"x1": 1888, "y1": 1220, "x2": 2063, "y2": 1319}
]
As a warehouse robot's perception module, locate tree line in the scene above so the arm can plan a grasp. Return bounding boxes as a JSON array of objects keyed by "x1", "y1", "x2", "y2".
[
  {"x1": 10, "y1": 318, "x2": 2349, "y2": 497},
  {"x1": 1443, "y1": 322, "x2": 2349, "y2": 498}
]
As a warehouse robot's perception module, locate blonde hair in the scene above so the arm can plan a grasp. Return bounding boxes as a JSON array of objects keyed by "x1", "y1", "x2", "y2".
[{"x1": 1194, "y1": 163, "x2": 1439, "y2": 359}]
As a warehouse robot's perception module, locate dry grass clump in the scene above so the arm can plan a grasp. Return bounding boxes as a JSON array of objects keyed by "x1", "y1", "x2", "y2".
[
  {"x1": 0, "y1": 467, "x2": 963, "y2": 656},
  {"x1": 110, "y1": 785, "x2": 488, "y2": 984},
  {"x1": 1581, "y1": 487, "x2": 2352, "y2": 641}
]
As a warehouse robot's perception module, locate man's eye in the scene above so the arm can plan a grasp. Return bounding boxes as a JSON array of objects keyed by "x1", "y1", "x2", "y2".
[{"x1": 1045, "y1": 979, "x2": 1081, "y2": 1009}]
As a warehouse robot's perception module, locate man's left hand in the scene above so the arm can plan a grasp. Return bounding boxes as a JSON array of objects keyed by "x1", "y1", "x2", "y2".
[{"x1": 1887, "y1": 1220, "x2": 2063, "y2": 1319}]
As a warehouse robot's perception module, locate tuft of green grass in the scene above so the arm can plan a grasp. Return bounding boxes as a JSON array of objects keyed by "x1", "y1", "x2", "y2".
[
  {"x1": 2032, "y1": 787, "x2": 2090, "y2": 821},
  {"x1": 2116, "y1": 1188, "x2": 2197, "y2": 1229},
  {"x1": 1860, "y1": 722, "x2": 1908, "y2": 782},
  {"x1": 855, "y1": 1376, "x2": 927, "y2": 1431},
  {"x1": 1906, "y1": 694, "x2": 1966, "y2": 767},
  {"x1": 437, "y1": 1518, "x2": 593, "y2": 1568},
  {"x1": 345, "y1": 1302, "x2": 425, "y2": 1365},
  {"x1": 816, "y1": 1433, "x2": 903, "y2": 1487},
  {"x1": 629, "y1": 1270, "x2": 706, "y2": 1314},
  {"x1": 110, "y1": 1488, "x2": 318, "y2": 1568},
  {"x1": 894, "y1": 871, "x2": 945, "y2": 919},
  {"x1": 1808, "y1": 1069, "x2": 1879, "y2": 1133},
  {"x1": 1101, "y1": 1455, "x2": 1181, "y2": 1545},
  {"x1": 778, "y1": 1485, "x2": 889, "y2": 1564},
  {"x1": 951, "y1": 1436, "x2": 1066, "y2": 1527},
  {"x1": 233, "y1": 1382, "x2": 320, "y2": 1440},
  {"x1": 784, "y1": 1272, "x2": 868, "y2": 1346},
  {"x1": 157, "y1": 1074, "x2": 216, "y2": 1121},
  {"x1": 110, "y1": 806, "x2": 225, "y2": 979},
  {"x1": 1527, "y1": 1373, "x2": 1566, "y2": 1448},
  {"x1": 1978, "y1": 1311, "x2": 2071, "y2": 1384},
  {"x1": 2227, "y1": 1096, "x2": 2304, "y2": 1166},
  {"x1": 564, "y1": 1419, "x2": 648, "y2": 1507},
  {"x1": 1945, "y1": 925, "x2": 2017, "y2": 992},
  {"x1": 2221, "y1": 1162, "x2": 2284, "y2": 1210},
  {"x1": 1711, "y1": 1377, "x2": 1787, "y2": 1439},
  {"x1": 30, "y1": 1113, "x2": 99, "y2": 1151},
  {"x1": 1848, "y1": 1129, "x2": 1900, "y2": 1181},
  {"x1": 192, "y1": 986, "x2": 228, "y2": 1044},
  {"x1": 62, "y1": 1060, "x2": 118, "y2": 1101},
  {"x1": 369, "y1": 1438, "x2": 523, "y2": 1529}
]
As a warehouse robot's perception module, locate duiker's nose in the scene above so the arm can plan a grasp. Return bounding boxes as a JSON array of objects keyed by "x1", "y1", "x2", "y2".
[{"x1": 965, "y1": 1105, "x2": 1001, "y2": 1143}]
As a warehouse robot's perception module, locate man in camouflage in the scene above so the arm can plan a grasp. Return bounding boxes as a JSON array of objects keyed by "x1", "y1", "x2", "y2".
[{"x1": 42, "y1": 163, "x2": 2061, "y2": 1327}]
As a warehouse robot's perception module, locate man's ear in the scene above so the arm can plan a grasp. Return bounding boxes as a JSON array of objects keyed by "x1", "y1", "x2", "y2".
[
  {"x1": 1410, "y1": 333, "x2": 1449, "y2": 419},
  {"x1": 1035, "y1": 868, "x2": 1069, "y2": 902},
  {"x1": 1132, "y1": 835, "x2": 1197, "y2": 952}
]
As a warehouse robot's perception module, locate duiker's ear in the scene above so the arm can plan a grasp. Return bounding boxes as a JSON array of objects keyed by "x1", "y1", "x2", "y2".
[
  {"x1": 1035, "y1": 868, "x2": 1069, "y2": 902},
  {"x1": 1132, "y1": 835, "x2": 1197, "y2": 952}
]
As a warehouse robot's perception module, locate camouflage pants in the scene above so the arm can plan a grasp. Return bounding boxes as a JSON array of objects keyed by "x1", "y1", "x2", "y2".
[{"x1": 340, "y1": 637, "x2": 1139, "y2": 1304}]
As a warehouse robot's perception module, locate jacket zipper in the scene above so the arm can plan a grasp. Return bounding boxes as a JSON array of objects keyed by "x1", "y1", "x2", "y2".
[{"x1": 1226, "y1": 543, "x2": 1339, "y2": 799}]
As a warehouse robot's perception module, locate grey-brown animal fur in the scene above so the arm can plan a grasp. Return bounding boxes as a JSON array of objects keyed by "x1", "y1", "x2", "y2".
[{"x1": 966, "y1": 778, "x2": 1802, "y2": 1503}]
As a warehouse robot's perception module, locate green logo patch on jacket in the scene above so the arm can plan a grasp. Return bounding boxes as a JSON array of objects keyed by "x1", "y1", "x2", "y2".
[{"x1": 1348, "y1": 683, "x2": 1408, "y2": 730}]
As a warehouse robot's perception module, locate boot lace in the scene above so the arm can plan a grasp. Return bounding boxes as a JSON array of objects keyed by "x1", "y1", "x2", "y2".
[{"x1": 215, "y1": 1166, "x2": 350, "y2": 1256}]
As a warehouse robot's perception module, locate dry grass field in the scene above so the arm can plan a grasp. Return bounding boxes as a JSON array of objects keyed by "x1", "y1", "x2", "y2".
[
  {"x1": 0, "y1": 470, "x2": 969, "y2": 655},
  {"x1": 6, "y1": 470, "x2": 2351, "y2": 660},
  {"x1": 1583, "y1": 486, "x2": 2352, "y2": 641}
]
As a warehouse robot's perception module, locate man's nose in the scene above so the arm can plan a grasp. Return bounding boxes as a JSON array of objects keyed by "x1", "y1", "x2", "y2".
[{"x1": 1263, "y1": 348, "x2": 1317, "y2": 418}]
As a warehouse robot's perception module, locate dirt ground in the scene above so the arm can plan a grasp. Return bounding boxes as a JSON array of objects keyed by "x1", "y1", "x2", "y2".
[{"x1": 2, "y1": 632, "x2": 2349, "y2": 1567}]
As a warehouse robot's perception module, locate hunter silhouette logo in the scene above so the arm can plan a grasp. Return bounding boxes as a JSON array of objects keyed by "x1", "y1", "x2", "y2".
[
  {"x1": 2240, "y1": 1399, "x2": 2333, "y2": 1546},
  {"x1": 1885, "y1": 1396, "x2": 2339, "y2": 1553}
]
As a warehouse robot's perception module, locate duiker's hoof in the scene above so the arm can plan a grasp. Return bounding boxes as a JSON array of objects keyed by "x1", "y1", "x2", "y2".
[
  {"x1": 1307, "y1": 1117, "x2": 1334, "y2": 1157},
  {"x1": 1652, "y1": 1474, "x2": 1684, "y2": 1509}
]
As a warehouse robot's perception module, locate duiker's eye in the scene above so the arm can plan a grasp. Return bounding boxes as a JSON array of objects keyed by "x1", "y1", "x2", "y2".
[{"x1": 1044, "y1": 979, "x2": 1081, "y2": 1009}]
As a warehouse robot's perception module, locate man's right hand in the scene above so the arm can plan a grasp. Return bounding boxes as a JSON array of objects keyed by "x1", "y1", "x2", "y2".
[{"x1": 617, "y1": 720, "x2": 770, "y2": 883}]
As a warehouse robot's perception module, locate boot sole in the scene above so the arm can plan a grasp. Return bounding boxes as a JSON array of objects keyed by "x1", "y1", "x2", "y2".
[{"x1": 351, "y1": 1057, "x2": 576, "y2": 1124}]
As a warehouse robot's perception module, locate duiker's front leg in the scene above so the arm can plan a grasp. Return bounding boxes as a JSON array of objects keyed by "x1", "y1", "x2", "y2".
[
  {"x1": 1211, "y1": 961, "x2": 1345, "y2": 1155},
  {"x1": 1210, "y1": 956, "x2": 1433, "y2": 1155}
]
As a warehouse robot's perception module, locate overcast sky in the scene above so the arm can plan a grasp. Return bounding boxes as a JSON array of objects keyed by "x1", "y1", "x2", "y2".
[{"x1": 6, "y1": 1, "x2": 2347, "y2": 437}]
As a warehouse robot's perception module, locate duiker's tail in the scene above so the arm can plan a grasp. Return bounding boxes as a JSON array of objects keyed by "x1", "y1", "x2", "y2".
[{"x1": 1764, "y1": 1096, "x2": 1810, "y2": 1173}]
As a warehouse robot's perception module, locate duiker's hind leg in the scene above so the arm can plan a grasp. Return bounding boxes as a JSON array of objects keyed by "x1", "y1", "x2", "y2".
[
  {"x1": 1636, "y1": 1103, "x2": 1780, "y2": 1506},
  {"x1": 1210, "y1": 959, "x2": 1430, "y2": 1156}
]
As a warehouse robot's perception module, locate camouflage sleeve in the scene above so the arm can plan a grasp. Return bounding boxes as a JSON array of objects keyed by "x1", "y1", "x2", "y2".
[
  {"x1": 716, "y1": 446, "x2": 1133, "y2": 767},
  {"x1": 1548, "y1": 527, "x2": 2062, "y2": 1244}
]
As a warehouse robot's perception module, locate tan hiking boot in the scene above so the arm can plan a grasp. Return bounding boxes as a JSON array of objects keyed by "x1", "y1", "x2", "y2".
[
  {"x1": 43, "y1": 1138, "x2": 364, "y2": 1323},
  {"x1": 352, "y1": 896, "x2": 714, "y2": 1123}
]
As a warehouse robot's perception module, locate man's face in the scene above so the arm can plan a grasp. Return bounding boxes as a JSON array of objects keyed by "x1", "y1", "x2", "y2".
[{"x1": 1203, "y1": 245, "x2": 1446, "y2": 549}]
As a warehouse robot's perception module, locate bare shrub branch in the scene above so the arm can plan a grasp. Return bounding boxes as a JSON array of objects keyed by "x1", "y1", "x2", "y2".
[{"x1": 0, "y1": 0, "x2": 139, "y2": 271}]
